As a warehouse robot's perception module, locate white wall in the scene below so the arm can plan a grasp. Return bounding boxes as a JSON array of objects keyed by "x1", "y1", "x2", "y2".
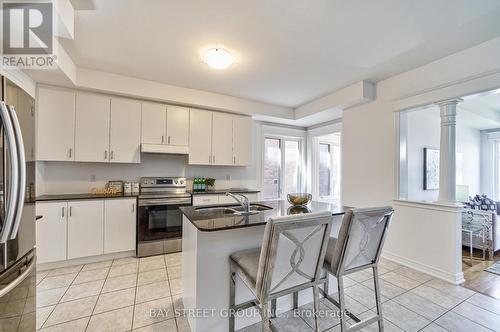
[
  {"x1": 343, "y1": 36, "x2": 500, "y2": 207},
  {"x1": 405, "y1": 107, "x2": 481, "y2": 202},
  {"x1": 37, "y1": 122, "x2": 262, "y2": 194},
  {"x1": 342, "y1": 36, "x2": 500, "y2": 283}
]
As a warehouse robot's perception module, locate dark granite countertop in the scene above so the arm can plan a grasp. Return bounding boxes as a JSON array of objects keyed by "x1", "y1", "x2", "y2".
[
  {"x1": 188, "y1": 189, "x2": 260, "y2": 195},
  {"x1": 36, "y1": 193, "x2": 139, "y2": 202},
  {"x1": 180, "y1": 200, "x2": 350, "y2": 232}
]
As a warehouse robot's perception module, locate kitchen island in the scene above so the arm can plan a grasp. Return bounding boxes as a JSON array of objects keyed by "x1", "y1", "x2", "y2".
[{"x1": 180, "y1": 200, "x2": 348, "y2": 332}]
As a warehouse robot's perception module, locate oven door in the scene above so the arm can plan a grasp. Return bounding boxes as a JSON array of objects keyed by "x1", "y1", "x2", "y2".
[{"x1": 138, "y1": 198, "x2": 191, "y2": 242}]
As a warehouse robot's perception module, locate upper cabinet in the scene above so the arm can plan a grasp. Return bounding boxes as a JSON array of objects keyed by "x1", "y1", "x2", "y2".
[
  {"x1": 212, "y1": 112, "x2": 233, "y2": 165},
  {"x1": 36, "y1": 86, "x2": 251, "y2": 166},
  {"x1": 75, "y1": 92, "x2": 111, "y2": 162},
  {"x1": 36, "y1": 87, "x2": 76, "y2": 161},
  {"x1": 189, "y1": 109, "x2": 212, "y2": 165},
  {"x1": 189, "y1": 110, "x2": 252, "y2": 166},
  {"x1": 142, "y1": 102, "x2": 166, "y2": 144},
  {"x1": 37, "y1": 87, "x2": 141, "y2": 163},
  {"x1": 110, "y1": 98, "x2": 142, "y2": 163},
  {"x1": 167, "y1": 106, "x2": 189, "y2": 146},
  {"x1": 233, "y1": 115, "x2": 252, "y2": 166},
  {"x1": 141, "y1": 103, "x2": 189, "y2": 153}
]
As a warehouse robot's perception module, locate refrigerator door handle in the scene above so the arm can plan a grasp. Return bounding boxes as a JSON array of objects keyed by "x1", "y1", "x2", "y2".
[
  {"x1": 7, "y1": 105, "x2": 26, "y2": 240},
  {"x1": 0, "y1": 102, "x2": 19, "y2": 244},
  {"x1": 0, "y1": 257, "x2": 35, "y2": 298}
]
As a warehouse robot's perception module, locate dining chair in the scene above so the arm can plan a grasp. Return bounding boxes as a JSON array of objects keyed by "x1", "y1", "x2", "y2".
[
  {"x1": 313, "y1": 207, "x2": 394, "y2": 332},
  {"x1": 228, "y1": 211, "x2": 333, "y2": 332}
]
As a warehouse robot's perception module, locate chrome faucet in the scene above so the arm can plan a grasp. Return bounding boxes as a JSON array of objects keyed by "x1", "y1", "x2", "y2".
[{"x1": 226, "y1": 192, "x2": 250, "y2": 213}]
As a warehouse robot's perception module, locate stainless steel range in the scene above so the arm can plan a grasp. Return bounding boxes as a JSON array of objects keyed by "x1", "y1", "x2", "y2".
[{"x1": 137, "y1": 177, "x2": 191, "y2": 257}]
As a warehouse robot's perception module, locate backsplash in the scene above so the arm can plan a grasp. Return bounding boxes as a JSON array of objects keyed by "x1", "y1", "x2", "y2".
[{"x1": 36, "y1": 154, "x2": 260, "y2": 195}]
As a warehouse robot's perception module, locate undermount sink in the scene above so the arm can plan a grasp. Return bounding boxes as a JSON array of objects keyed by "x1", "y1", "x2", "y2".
[{"x1": 196, "y1": 204, "x2": 273, "y2": 216}]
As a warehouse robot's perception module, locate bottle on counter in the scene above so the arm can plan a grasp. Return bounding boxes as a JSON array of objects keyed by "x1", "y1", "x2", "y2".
[{"x1": 194, "y1": 177, "x2": 199, "y2": 192}]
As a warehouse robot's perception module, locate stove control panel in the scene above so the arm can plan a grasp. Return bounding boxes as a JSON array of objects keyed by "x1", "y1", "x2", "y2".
[{"x1": 140, "y1": 177, "x2": 186, "y2": 188}]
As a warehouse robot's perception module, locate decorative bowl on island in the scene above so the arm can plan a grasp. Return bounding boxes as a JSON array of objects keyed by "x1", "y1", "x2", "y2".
[{"x1": 287, "y1": 193, "x2": 312, "y2": 206}]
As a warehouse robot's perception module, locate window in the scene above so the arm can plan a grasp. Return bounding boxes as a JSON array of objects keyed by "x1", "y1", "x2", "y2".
[
  {"x1": 319, "y1": 143, "x2": 331, "y2": 197},
  {"x1": 262, "y1": 137, "x2": 303, "y2": 199},
  {"x1": 317, "y1": 141, "x2": 341, "y2": 202},
  {"x1": 262, "y1": 138, "x2": 281, "y2": 199},
  {"x1": 283, "y1": 140, "x2": 301, "y2": 194}
]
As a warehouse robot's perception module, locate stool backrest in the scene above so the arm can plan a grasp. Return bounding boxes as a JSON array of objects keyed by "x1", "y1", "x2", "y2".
[
  {"x1": 256, "y1": 211, "x2": 333, "y2": 300},
  {"x1": 327, "y1": 207, "x2": 393, "y2": 276}
]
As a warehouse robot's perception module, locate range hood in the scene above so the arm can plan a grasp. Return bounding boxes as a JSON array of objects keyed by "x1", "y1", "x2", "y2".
[{"x1": 141, "y1": 144, "x2": 189, "y2": 155}]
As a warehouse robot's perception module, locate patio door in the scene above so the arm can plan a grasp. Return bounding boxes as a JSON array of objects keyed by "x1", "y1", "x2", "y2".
[{"x1": 262, "y1": 137, "x2": 303, "y2": 200}]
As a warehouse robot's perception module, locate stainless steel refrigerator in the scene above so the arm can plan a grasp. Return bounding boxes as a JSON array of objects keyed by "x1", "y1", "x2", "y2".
[{"x1": 0, "y1": 76, "x2": 36, "y2": 331}]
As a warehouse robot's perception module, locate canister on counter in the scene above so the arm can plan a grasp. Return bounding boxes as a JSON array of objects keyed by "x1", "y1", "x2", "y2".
[
  {"x1": 132, "y1": 182, "x2": 140, "y2": 194},
  {"x1": 123, "y1": 182, "x2": 132, "y2": 194}
]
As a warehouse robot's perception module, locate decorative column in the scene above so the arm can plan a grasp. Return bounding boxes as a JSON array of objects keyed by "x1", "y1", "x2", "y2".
[{"x1": 437, "y1": 99, "x2": 462, "y2": 203}]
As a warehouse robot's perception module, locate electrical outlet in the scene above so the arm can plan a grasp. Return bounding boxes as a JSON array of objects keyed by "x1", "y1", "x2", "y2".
[
  {"x1": 90, "y1": 174, "x2": 96, "y2": 182},
  {"x1": 226, "y1": 174, "x2": 231, "y2": 180}
]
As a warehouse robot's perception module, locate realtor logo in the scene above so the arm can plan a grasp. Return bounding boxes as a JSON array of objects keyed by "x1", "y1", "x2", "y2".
[{"x1": 2, "y1": 2, "x2": 53, "y2": 54}]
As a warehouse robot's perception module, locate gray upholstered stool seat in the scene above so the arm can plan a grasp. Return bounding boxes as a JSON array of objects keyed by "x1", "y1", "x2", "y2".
[{"x1": 229, "y1": 247, "x2": 261, "y2": 291}]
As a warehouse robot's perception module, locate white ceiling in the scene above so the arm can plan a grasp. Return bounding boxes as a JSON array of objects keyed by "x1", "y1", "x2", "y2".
[{"x1": 62, "y1": 0, "x2": 500, "y2": 108}]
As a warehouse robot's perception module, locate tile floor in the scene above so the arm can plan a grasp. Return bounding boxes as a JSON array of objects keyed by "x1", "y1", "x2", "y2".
[
  {"x1": 34, "y1": 254, "x2": 500, "y2": 332},
  {"x1": 35, "y1": 253, "x2": 189, "y2": 332}
]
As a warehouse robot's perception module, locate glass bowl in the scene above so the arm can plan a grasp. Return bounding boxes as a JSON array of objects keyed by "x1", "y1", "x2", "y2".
[{"x1": 287, "y1": 193, "x2": 312, "y2": 206}]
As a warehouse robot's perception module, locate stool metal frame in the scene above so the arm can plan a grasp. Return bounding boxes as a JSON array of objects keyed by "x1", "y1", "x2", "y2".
[{"x1": 229, "y1": 211, "x2": 333, "y2": 332}]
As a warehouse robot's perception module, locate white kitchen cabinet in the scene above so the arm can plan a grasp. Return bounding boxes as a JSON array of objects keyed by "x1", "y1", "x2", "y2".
[
  {"x1": 36, "y1": 202, "x2": 68, "y2": 264},
  {"x1": 67, "y1": 200, "x2": 104, "y2": 259},
  {"x1": 36, "y1": 86, "x2": 76, "y2": 161},
  {"x1": 110, "y1": 98, "x2": 141, "y2": 163},
  {"x1": 212, "y1": 112, "x2": 233, "y2": 165},
  {"x1": 192, "y1": 195, "x2": 219, "y2": 206},
  {"x1": 189, "y1": 109, "x2": 213, "y2": 165},
  {"x1": 193, "y1": 193, "x2": 259, "y2": 206},
  {"x1": 232, "y1": 115, "x2": 252, "y2": 166},
  {"x1": 75, "y1": 93, "x2": 111, "y2": 162},
  {"x1": 142, "y1": 102, "x2": 166, "y2": 144},
  {"x1": 167, "y1": 106, "x2": 189, "y2": 146},
  {"x1": 104, "y1": 199, "x2": 136, "y2": 254}
]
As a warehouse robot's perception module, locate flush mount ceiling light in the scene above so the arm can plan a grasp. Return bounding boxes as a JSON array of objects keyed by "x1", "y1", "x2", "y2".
[{"x1": 203, "y1": 48, "x2": 234, "y2": 70}]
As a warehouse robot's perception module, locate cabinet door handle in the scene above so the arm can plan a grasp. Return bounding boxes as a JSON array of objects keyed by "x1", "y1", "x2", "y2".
[
  {"x1": 132, "y1": 203, "x2": 135, "y2": 213},
  {"x1": 69, "y1": 206, "x2": 72, "y2": 217},
  {"x1": 168, "y1": 136, "x2": 170, "y2": 144},
  {"x1": 61, "y1": 207, "x2": 65, "y2": 218},
  {"x1": 161, "y1": 136, "x2": 164, "y2": 144},
  {"x1": 233, "y1": 156, "x2": 236, "y2": 164},
  {"x1": 68, "y1": 148, "x2": 72, "y2": 158},
  {"x1": 104, "y1": 151, "x2": 108, "y2": 160},
  {"x1": 110, "y1": 151, "x2": 114, "y2": 160},
  {"x1": 213, "y1": 155, "x2": 215, "y2": 164},
  {"x1": 209, "y1": 155, "x2": 211, "y2": 164}
]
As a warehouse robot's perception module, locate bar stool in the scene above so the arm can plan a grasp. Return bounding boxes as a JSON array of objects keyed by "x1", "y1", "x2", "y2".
[
  {"x1": 319, "y1": 207, "x2": 394, "y2": 332},
  {"x1": 228, "y1": 211, "x2": 333, "y2": 332}
]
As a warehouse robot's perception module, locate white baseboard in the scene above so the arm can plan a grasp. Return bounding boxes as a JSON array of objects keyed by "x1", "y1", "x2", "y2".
[
  {"x1": 382, "y1": 251, "x2": 465, "y2": 285},
  {"x1": 37, "y1": 250, "x2": 136, "y2": 271}
]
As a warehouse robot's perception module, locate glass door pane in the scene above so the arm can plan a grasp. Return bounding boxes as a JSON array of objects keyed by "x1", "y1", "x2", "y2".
[
  {"x1": 283, "y1": 140, "x2": 301, "y2": 194},
  {"x1": 263, "y1": 138, "x2": 281, "y2": 199},
  {"x1": 332, "y1": 144, "x2": 341, "y2": 201},
  {"x1": 319, "y1": 143, "x2": 331, "y2": 197}
]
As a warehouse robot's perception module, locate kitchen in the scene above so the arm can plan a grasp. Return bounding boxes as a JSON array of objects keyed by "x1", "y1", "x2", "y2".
[{"x1": 2, "y1": 1, "x2": 500, "y2": 332}]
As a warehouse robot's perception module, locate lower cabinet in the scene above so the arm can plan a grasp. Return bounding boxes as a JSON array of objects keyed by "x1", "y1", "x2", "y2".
[
  {"x1": 36, "y1": 202, "x2": 68, "y2": 264},
  {"x1": 36, "y1": 198, "x2": 137, "y2": 264},
  {"x1": 104, "y1": 199, "x2": 136, "y2": 254},
  {"x1": 192, "y1": 193, "x2": 259, "y2": 206},
  {"x1": 67, "y1": 200, "x2": 104, "y2": 259}
]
